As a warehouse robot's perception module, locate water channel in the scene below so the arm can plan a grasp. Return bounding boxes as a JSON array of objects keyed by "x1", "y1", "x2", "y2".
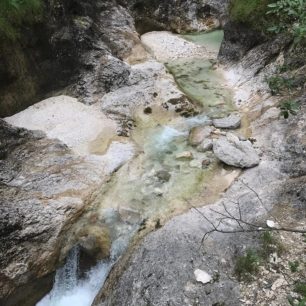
[{"x1": 38, "y1": 30, "x2": 241, "y2": 306}]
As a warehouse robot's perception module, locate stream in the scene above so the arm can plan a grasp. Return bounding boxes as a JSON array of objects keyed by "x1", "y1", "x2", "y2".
[{"x1": 37, "y1": 30, "x2": 241, "y2": 306}]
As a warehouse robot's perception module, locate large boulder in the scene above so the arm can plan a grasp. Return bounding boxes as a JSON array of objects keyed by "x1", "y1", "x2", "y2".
[
  {"x1": 125, "y1": 0, "x2": 230, "y2": 34},
  {"x1": 0, "y1": 117, "x2": 134, "y2": 305},
  {"x1": 213, "y1": 133, "x2": 260, "y2": 168}
]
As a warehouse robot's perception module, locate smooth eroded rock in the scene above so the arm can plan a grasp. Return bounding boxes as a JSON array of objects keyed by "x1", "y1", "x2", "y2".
[
  {"x1": 176, "y1": 151, "x2": 194, "y2": 160},
  {"x1": 197, "y1": 139, "x2": 213, "y2": 152},
  {"x1": 212, "y1": 113, "x2": 241, "y2": 129},
  {"x1": 213, "y1": 133, "x2": 259, "y2": 168},
  {"x1": 189, "y1": 126, "x2": 213, "y2": 146}
]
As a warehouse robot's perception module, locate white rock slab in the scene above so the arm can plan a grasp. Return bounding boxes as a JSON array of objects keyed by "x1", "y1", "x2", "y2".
[
  {"x1": 194, "y1": 269, "x2": 212, "y2": 284},
  {"x1": 5, "y1": 95, "x2": 117, "y2": 155}
]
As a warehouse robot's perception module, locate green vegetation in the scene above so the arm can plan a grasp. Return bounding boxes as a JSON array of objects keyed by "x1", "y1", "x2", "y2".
[
  {"x1": 235, "y1": 249, "x2": 261, "y2": 281},
  {"x1": 288, "y1": 282, "x2": 306, "y2": 306},
  {"x1": 230, "y1": 0, "x2": 306, "y2": 41},
  {"x1": 295, "y1": 282, "x2": 306, "y2": 298},
  {"x1": 259, "y1": 231, "x2": 284, "y2": 259},
  {"x1": 289, "y1": 260, "x2": 300, "y2": 273},
  {"x1": 234, "y1": 232, "x2": 284, "y2": 281},
  {"x1": 279, "y1": 100, "x2": 299, "y2": 118},
  {"x1": 266, "y1": 75, "x2": 295, "y2": 95},
  {"x1": 229, "y1": 0, "x2": 273, "y2": 30},
  {"x1": 264, "y1": 0, "x2": 306, "y2": 118},
  {"x1": 0, "y1": 0, "x2": 42, "y2": 40},
  {"x1": 267, "y1": 0, "x2": 306, "y2": 45}
]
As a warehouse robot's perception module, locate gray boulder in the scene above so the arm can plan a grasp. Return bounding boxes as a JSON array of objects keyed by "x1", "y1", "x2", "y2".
[
  {"x1": 189, "y1": 126, "x2": 213, "y2": 146},
  {"x1": 213, "y1": 133, "x2": 259, "y2": 168},
  {"x1": 212, "y1": 114, "x2": 241, "y2": 129},
  {"x1": 197, "y1": 139, "x2": 213, "y2": 152},
  {"x1": 0, "y1": 120, "x2": 109, "y2": 305}
]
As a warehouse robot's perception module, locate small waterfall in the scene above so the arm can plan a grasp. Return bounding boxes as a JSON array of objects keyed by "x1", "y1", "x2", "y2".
[
  {"x1": 37, "y1": 246, "x2": 113, "y2": 306},
  {"x1": 52, "y1": 246, "x2": 79, "y2": 298}
]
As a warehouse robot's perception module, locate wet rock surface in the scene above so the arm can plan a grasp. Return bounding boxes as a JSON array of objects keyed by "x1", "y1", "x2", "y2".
[
  {"x1": 93, "y1": 91, "x2": 306, "y2": 306},
  {"x1": 0, "y1": 118, "x2": 135, "y2": 305},
  {"x1": 1, "y1": 1, "x2": 305, "y2": 306},
  {"x1": 0, "y1": 120, "x2": 103, "y2": 303},
  {"x1": 101, "y1": 60, "x2": 198, "y2": 136},
  {"x1": 92, "y1": 23, "x2": 306, "y2": 304}
]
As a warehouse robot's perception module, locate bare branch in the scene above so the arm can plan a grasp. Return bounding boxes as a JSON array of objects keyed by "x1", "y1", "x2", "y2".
[{"x1": 186, "y1": 182, "x2": 306, "y2": 245}]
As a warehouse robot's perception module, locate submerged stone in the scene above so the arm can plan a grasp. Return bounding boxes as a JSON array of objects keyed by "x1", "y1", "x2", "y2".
[
  {"x1": 155, "y1": 170, "x2": 171, "y2": 182},
  {"x1": 189, "y1": 160, "x2": 203, "y2": 169},
  {"x1": 176, "y1": 151, "x2": 194, "y2": 160}
]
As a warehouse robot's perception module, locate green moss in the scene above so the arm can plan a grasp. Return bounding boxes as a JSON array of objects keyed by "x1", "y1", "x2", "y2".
[
  {"x1": 229, "y1": 0, "x2": 272, "y2": 30},
  {"x1": 0, "y1": 0, "x2": 43, "y2": 40}
]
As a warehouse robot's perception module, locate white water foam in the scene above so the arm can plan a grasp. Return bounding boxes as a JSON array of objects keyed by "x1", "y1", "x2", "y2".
[
  {"x1": 153, "y1": 126, "x2": 187, "y2": 149},
  {"x1": 37, "y1": 247, "x2": 113, "y2": 306},
  {"x1": 184, "y1": 114, "x2": 211, "y2": 129}
]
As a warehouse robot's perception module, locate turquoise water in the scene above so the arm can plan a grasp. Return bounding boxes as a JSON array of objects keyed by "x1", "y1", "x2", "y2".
[
  {"x1": 166, "y1": 30, "x2": 234, "y2": 118},
  {"x1": 166, "y1": 58, "x2": 235, "y2": 118},
  {"x1": 182, "y1": 30, "x2": 224, "y2": 53}
]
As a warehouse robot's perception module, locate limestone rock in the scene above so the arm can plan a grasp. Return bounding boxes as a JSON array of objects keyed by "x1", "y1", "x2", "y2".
[
  {"x1": 126, "y1": 0, "x2": 230, "y2": 34},
  {"x1": 194, "y1": 269, "x2": 212, "y2": 284},
  {"x1": 189, "y1": 126, "x2": 213, "y2": 146},
  {"x1": 213, "y1": 133, "x2": 260, "y2": 168},
  {"x1": 212, "y1": 114, "x2": 241, "y2": 129},
  {"x1": 176, "y1": 151, "x2": 194, "y2": 160},
  {"x1": 197, "y1": 139, "x2": 213, "y2": 152},
  {"x1": 0, "y1": 119, "x2": 134, "y2": 304},
  {"x1": 101, "y1": 60, "x2": 197, "y2": 135}
]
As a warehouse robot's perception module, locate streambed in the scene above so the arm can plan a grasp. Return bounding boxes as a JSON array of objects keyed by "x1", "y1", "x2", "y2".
[{"x1": 37, "y1": 30, "x2": 242, "y2": 306}]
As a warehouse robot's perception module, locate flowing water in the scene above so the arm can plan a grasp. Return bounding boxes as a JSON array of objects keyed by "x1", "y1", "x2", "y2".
[{"x1": 37, "y1": 30, "x2": 241, "y2": 306}]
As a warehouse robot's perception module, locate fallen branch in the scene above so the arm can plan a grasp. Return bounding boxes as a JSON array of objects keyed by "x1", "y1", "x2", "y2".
[{"x1": 187, "y1": 179, "x2": 306, "y2": 244}]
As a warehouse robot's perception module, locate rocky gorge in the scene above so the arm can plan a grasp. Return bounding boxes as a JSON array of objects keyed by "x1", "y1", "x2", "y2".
[{"x1": 0, "y1": 0, "x2": 305, "y2": 306}]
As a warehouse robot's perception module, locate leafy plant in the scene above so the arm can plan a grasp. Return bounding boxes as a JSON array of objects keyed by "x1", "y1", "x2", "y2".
[
  {"x1": 235, "y1": 249, "x2": 261, "y2": 281},
  {"x1": 267, "y1": 0, "x2": 306, "y2": 45},
  {"x1": 295, "y1": 282, "x2": 306, "y2": 298},
  {"x1": 229, "y1": 0, "x2": 273, "y2": 30},
  {"x1": 289, "y1": 260, "x2": 300, "y2": 273},
  {"x1": 288, "y1": 295, "x2": 306, "y2": 306},
  {"x1": 0, "y1": 0, "x2": 42, "y2": 40},
  {"x1": 288, "y1": 282, "x2": 306, "y2": 306},
  {"x1": 267, "y1": 75, "x2": 295, "y2": 95},
  {"x1": 279, "y1": 99, "x2": 299, "y2": 118},
  {"x1": 260, "y1": 231, "x2": 284, "y2": 259}
]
